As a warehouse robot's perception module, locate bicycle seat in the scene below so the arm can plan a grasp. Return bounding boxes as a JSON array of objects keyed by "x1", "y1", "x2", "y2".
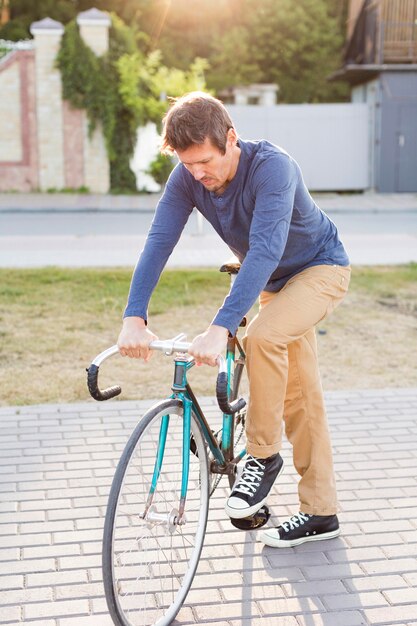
[{"x1": 220, "y1": 259, "x2": 241, "y2": 274}]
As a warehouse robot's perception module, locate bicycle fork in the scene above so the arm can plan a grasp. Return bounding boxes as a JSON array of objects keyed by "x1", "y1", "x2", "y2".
[{"x1": 140, "y1": 396, "x2": 192, "y2": 530}]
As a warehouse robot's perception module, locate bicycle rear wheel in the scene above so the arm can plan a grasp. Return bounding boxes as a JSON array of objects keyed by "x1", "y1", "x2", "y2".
[{"x1": 102, "y1": 399, "x2": 209, "y2": 626}]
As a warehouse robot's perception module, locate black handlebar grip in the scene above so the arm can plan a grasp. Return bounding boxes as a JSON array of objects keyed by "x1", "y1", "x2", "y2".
[
  {"x1": 87, "y1": 364, "x2": 122, "y2": 401},
  {"x1": 216, "y1": 371, "x2": 246, "y2": 415}
]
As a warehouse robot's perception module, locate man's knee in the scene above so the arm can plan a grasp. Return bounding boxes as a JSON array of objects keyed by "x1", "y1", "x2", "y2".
[{"x1": 243, "y1": 319, "x2": 287, "y2": 352}]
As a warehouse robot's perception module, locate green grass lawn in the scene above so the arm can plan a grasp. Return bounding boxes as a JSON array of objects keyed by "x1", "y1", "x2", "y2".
[{"x1": 0, "y1": 264, "x2": 416, "y2": 406}]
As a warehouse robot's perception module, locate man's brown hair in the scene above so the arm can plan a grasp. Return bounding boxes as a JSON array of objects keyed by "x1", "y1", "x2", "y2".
[{"x1": 161, "y1": 91, "x2": 235, "y2": 155}]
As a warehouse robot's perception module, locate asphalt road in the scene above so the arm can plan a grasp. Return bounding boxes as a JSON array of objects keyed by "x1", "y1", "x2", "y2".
[
  {"x1": 0, "y1": 209, "x2": 416, "y2": 267},
  {"x1": 1, "y1": 209, "x2": 417, "y2": 236}
]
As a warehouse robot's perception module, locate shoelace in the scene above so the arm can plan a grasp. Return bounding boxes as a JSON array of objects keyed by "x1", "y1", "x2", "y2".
[
  {"x1": 281, "y1": 512, "x2": 311, "y2": 532},
  {"x1": 233, "y1": 456, "x2": 265, "y2": 496}
]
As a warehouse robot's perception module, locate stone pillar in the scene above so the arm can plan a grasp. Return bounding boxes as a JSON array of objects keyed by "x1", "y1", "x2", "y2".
[
  {"x1": 77, "y1": 8, "x2": 111, "y2": 56},
  {"x1": 30, "y1": 18, "x2": 65, "y2": 190},
  {"x1": 76, "y1": 8, "x2": 111, "y2": 193}
]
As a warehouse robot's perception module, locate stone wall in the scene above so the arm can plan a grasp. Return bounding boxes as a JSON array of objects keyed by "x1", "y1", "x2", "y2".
[
  {"x1": 0, "y1": 59, "x2": 22, "y2": 162},
  {"x1": 0, "y1": 49, "x2": 38, "y2": 191},
  {"x1": 0, "y1": 8, "x2": 110, "y2": 192}
]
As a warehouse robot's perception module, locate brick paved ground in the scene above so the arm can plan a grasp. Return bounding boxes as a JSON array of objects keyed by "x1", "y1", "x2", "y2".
[{"x1": 0, "y1": 388, "x2": 416, "y2": 626}]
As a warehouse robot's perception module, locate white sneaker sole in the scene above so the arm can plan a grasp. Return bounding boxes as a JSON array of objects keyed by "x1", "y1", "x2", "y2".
[
  {"x1": 261, "y1": 527, "x2": 340, "y2": 548},
  {"x1": 225, "y1": 461, "x2": 285, "y2": 520}
]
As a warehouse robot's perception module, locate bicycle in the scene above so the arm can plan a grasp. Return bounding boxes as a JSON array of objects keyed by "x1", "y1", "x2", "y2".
[{"x1": 87, "y1": 261, "x2": 270, "y2": 626}]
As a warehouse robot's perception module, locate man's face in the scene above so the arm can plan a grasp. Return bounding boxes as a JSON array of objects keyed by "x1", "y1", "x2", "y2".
[{"x1": 176, "y1": 130, "x2": 239, "y2": 194}]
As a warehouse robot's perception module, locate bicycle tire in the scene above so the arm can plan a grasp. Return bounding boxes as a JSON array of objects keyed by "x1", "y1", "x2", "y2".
[{"x1": 102, "y1": 398, "x2": 210, "y2": 626}]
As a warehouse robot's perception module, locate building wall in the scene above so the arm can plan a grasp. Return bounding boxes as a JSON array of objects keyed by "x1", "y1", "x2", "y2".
[
  {"x1": 352, "y1": 78, "x2": 380, "y2": 189},
  {"x1": 378, "y1": 72, "x2": 417, "y2": 192},
  {"x1": 353, "y1": 71, "x2": 417, "y2": 192},
  {"x1": 347, "y1": 0, "x2": 367, "y2": 40}
]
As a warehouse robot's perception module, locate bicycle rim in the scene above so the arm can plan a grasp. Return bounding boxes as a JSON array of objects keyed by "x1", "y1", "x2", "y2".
[{"x1": 102, "y1": 399, "x2": 209, "y2": 626}]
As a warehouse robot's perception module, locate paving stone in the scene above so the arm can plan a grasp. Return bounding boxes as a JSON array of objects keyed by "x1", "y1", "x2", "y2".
[
  {"x1": 23, "y1": 543, "x2": 81, "y2": 559},
  {"x1": 59, "y1": 554, "x2": 101, "y2": 570},
  {"x1": 59, "y1": 616, "x2": 114, "y2": 626},
  {"x1": 232, "y1": 619, "x2": 298, "y2": 626},
  {"x1": 0, "y1": 574, "x2": 24, "y2": 590},
  {"x1": 48, "y1": 507, "x2": 100, "y2": 522},
  {"x1": 222, "y1": 581, "x2": 285, "y2": 602},
  {"x1": 1, "y1": 586, "x2": 53, "y2": 605},
  {"x1": 347, "y1": 532, "x2": 406, "y2": 548},
  {"x1": 322, "y1": 591, "x2": 388, "y2": 610},
  {"x1": 17, "y1": 619, "x2": 58, "y2": 626},
  {"x1": 343, "y1": 574, "x2": 409, "y2": 592},
  {"x1": 383, "y1": 587, "x2": 417, "y2": 604},
  {"x1": 54, "y1": 581, "x2": 104, "y2": 600},
  {"x1": 295, "y1": 613, "x2": 367, "y2": 626},
  {"x1": 24, "y1": 598, "x2": 90, "y2": 620},
  {"x1": 361, "y1": 558, "x2": 417, "y2": 576},
  {"x1": 383, "y1": 544, "x2": 417, "y2": 558},
  {"x1": 301, "y1": 563, "x2": 365, "y2": 580},
  {"x1": 0, "y1": 390, "x2": 415, "y2": 624},
  {"x1": 403, "y1": 572, "x2": 417, "y2": 585},
  {"x1": 26, "y1": 570, "x2": 88, "y2": 588},
  {"x1": 194, "y1": 601, "x2": 260, "y2": 621},
  {"x1": 0, "y1": 605, "x2": 21, "y2": 622},
  {"x1": 326, "y1": 546, "x2": 386, "y2": 563},
  {"x1": 265, "y1": 551, "x2": 330, "y2": 568},
  {"x1": 259, "y1": 595, "x2": 325, "y2": 615},
  {"x1": 0, "y1": 533, "x2": 51, "y2": 550},
  {"x1": 282, "y1": 580, "x2": 346, "y2": 597},
  {"x1": 242, "y1": 567, "x2": 304, "y2": 585},
  {"x1": 363, "y1": 605, "x2": 417, "y2": 624}
]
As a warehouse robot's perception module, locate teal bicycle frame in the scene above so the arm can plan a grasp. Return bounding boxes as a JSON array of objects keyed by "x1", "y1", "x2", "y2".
[{"x1": 147, "y1": 333, "x2": 247, "y2": 521}]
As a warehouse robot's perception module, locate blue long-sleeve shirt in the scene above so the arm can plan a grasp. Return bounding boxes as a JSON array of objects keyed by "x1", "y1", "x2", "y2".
[{"x1": 124, "y1": 139, "x2": 349, "y2": 335}]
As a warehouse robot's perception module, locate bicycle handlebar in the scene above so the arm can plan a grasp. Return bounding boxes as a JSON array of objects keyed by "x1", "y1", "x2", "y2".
[{"x1": 86, "y1": 337, "x2": 246, "y2": 415}]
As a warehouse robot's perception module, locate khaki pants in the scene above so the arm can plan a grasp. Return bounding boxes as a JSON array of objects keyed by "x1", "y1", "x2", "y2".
[{"x1": 242, "y1": 264, "x2": 351, "y2": 515}]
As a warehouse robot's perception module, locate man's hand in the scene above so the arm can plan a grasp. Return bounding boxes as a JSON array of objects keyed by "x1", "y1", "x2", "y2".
[
  {"x1": 117, "y1": 317, "x2": 158, "y2": 362},
  {"x1": 188, "y1": 325, "x2": 229, "y2": 367}
]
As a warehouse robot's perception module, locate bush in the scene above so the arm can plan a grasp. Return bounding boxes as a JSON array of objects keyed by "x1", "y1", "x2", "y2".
[{"x1": 146, "y1": 153, "x2": 175, "y2": 187}]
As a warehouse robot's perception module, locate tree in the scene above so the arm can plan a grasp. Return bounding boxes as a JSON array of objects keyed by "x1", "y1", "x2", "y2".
[
  {"x1": 0, "y1": 0, "x2": 77, "y2": 40},
  {"x1": 0, "y1": 0, "x2": 150, "y2": 41},
  {"x1": 209, "y1": 0, "x2": 349, "y2": 102},
  {"x1": 117, "y1": 50, "x2": 208, "y2": 129},
  {"x1": 57, "y1": 14, "x2": 208, "y2": 192},
  {"x1": 2, "y1": 0, "x2": 349, "y2": 103}
]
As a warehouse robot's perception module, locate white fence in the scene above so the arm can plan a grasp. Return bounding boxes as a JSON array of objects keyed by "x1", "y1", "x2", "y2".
[
  {"x1": 227, "y1": 103, "x2": 370, "y2": 191},
  {"x1": 133, "y1": 103, "x2": 370, "y2": 192}
]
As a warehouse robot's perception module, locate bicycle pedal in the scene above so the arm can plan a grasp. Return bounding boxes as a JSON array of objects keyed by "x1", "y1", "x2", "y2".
[{"x1": 230, "y1": 505, "x2": 271, "y2": 530}]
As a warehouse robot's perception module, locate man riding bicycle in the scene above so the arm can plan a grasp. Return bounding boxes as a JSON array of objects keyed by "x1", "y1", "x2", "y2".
[{"x1": 117, "y1": 91, "x2": 350, "y2": 548}]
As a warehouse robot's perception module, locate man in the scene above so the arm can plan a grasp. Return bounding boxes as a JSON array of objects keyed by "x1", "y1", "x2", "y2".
[{"x1": 118, "y1": 92, "x2": 350, "y2": 548}]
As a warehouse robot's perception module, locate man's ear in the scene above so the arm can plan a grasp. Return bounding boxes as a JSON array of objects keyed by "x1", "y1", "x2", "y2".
[{"x1": 227, "y1": 127, "x2": 238, "y2": 146}]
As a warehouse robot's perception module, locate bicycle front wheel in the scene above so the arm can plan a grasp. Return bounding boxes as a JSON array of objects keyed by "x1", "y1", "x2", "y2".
[{"x1": 102, "y1": 399, "x2": 210, "y2": 626}]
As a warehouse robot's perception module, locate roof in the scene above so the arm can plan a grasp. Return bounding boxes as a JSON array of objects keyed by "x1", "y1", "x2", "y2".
[
  {"x1": 29, "y1": 17, "x2": 64, "y2": 34},
  {"x1": 329, "y1": 63, "x2": 417, "y2": 85},
  {"x1": 76, "y1": 8, "x2": 111, "y2": 26}
]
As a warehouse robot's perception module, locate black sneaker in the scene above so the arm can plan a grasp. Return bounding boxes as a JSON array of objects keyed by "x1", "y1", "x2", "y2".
[
  {"x1": 261, "y1": 512, "x2": 340, "y2": 548},
  {"x1": 225, "y1": 453, "x2": 284, "y2": 519}
]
